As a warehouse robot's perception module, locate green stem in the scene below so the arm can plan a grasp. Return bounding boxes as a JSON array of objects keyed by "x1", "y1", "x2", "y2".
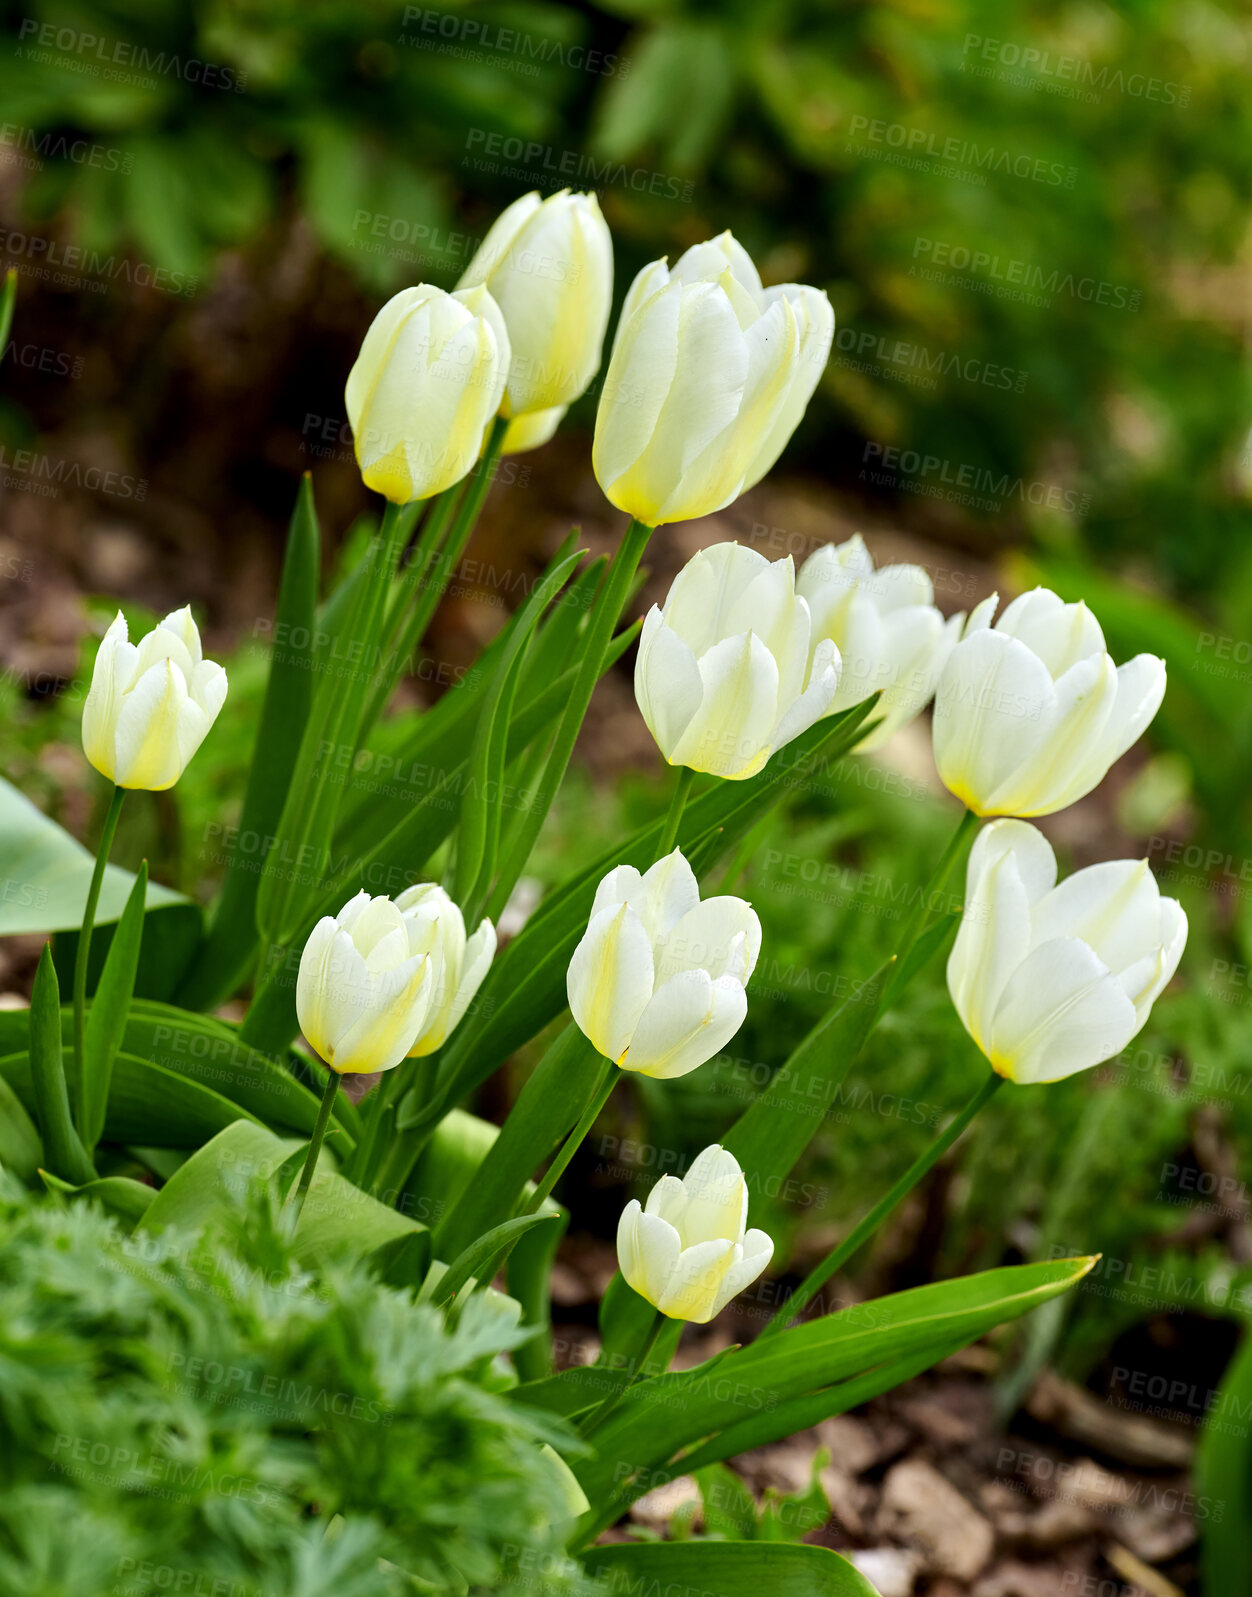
[
  {"x1": 487, "y1": 516, "x2": 653, "y2": 917},
  {"x1": 290, "y1": 1066, "x2": 342, "y2": 1220},
  {"x1": 71, "y1": 783, "x2": 125, "y2": 1130},
  {"x1": 521, "y1": 1055, "x2": 616, "y2": 1217},
  {"x1": 655, "y1": 765, "x2": 695, "y2": 860},
  {"x1": 761, "y1": 1071, "x2": 1004, "y2": 1336},
  {"x1": 583, "y1": 1311, "x2": 666, "y2": 1436}
]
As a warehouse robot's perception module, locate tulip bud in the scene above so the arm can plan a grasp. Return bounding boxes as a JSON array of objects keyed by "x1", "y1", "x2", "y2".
[
  {"x1": 458, "y1": 189, "x2": 613, "y2": 419},
  {"x1": 567, "y1": 850, "x2": 760, "y2": 1078},
  {"x1": 796, "y1": 534, "x2": 965, "y2": 750},
  {"x1": 593, "y1": 231, "x2": 833, "y2": 525},
  {"x1": 82, "y1": 607, "x2": 227, "y2": 791},
  {"x1": 947, "y1": 820, "x2": 1186, "y2": 1084},
  {"x1": 617, "y1": 1144, "x2": 773, "y2": 1322},
  {"x1": 394, "y1": 883, "x2": 496, "y2": 1056},
  {"x1": 932, "y1": 587, "x2": 1167, "y2": 817},
  {"x1": 296, "y1": 891, "x2": 435, "y2": 1075},
  {"x1": 345, "y1": 283, "x2": 510, "y2": 504},
  {"x1": 635, "y1": 541, "x2": 840, "y2": 779}
]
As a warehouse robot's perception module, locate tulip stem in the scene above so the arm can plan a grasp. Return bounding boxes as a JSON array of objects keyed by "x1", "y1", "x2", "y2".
[
  {"x1": 290, "y1": 1066, "x2": 342, "y2": 1220},
  {"x1": 522, "y1": 1056, "x2": 616, "y2": 1216},
  {"x1": 71, "y1": 782, "x2": 126, "y2": 1132},
  {"x1": 760, "y1": 1070, "x2": 1004, "y2": 1337},
  {"x1": 582, "y1": 1311, "x2": 666, "y2": 1436},
  {"x1": 656, "y1": 766, "x2": 695, "y2": 859}
]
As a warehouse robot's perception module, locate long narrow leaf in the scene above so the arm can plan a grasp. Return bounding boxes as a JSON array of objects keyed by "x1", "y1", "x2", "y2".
[
  {"x1": 27, "y1": 946, "x2": 95, "y2": 1184},
  {"x1": 582, "y1": 1542, "x2": 880, "y2": 1597},
  {"x1": 81, "y1": 863, "x2": 147, "y2": 1149},
  {"x1": 180, "y1": 475, "x2": 320, "y2": 1008}
]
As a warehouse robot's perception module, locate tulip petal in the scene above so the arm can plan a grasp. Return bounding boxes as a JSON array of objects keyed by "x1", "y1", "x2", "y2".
[
  {"x1": 657, "y1": 897, "x2": 762, "y2": 985},
  {"x1": 768, "y1": 635, "x2": 841, "y2": 756},
  {"x1": 679, "y1": 1145, "x2": 748, "y2": 1246},
  {"x1": 983, "y1": 653, "x2": 1119, "y2": 816},
  {"x1": 932, "y1": 631, "x2": 1056, "y2": 815},
  {"x1": 709, "y1": 1229, "x2": 774, "y2": 1318},
  {"x1": 618, "y1": 1204, "x2": 682, "y2": 1308},
  {"x1": 636, "y1": 850, "x2": 702, "y2": 945},
  {"x1": 1029, "y1": 858, "x2": 1164, "y2": 973},
  {"x1": 660, "y1": 541, "x2": 771, "y2": 658},
  {"x1": 988, "y1": 937, "x2": 1139, "y2": 1084},
  {"x1": 566, "y1": 904, "x2": 655, "y2": 1062},
  {"x1": 670, "y1": 630, "x2": 780, "y2": 778},
  {"x1": 634, "y1": 609, "x2": 703, "y2": 762},
  {"x1": 657, "y1": 1239, "x2": 737, "y2": 1323},
  {"x1": 622, "y1": 969, "x2": 748, "y2": 1080},
  {"x1": 644, "y1": 1175, "x2": 690, "y2": 1229}
]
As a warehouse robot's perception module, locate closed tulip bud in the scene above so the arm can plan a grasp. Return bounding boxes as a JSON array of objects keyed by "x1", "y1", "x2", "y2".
[
  {"x1": 593, "y1": 231, "x2": 833, "y2": 525},
  {"x1": 345, "y1": 283, "x2": 510, "y2": 504},
  {"x1": 948, "y1": 820, "x2": 1186, "y2": 1084},
  {"x1": 394, "y1": 883, "x2": 496, "y2": 1056},
  {"x1": 635, "y1": 541, "x2": 840, "y2": 779},
  {"x1": 567, "y1": 850, "x2": 761, "y2": 1079},
  {"x1": 617, "y1": 1144, "x2": 773, "y2": 1322},
  {"x1": 297, "y1": 891, "x2": 435, "y2": 1075},
  {"x1": 796, "y1": 534, "x2": 965, "y2": 749},
  {"x1": 458, "y1": 189, "x2": 613, "y2": 418},
  {"x1": 82, "y1": 607, "x2": 227, "y2": 791},
  {"x1": 932, "y1": 587, "x2": 1167, "y2": 817}
]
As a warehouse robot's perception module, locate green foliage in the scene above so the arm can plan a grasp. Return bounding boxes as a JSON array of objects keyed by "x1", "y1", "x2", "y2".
[{"x1": 0, "y1": 1174, "x2": 599, "y2": 1595}]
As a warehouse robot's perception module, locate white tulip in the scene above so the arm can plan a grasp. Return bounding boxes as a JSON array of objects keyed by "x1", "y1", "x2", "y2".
[
  {"x1": 635, "y1": 541, "x2": 841, "y2": 780},
  {"x1": 948, "y1": 820, "x2": 1186, "y2": 1084},
  {"x1": 394, "y1": 883, "x2": 496, "y2": 1056},
  {"x1": 932, "y1": 587, "x2": 1167, "y2": 816},
  {"x1": 593, "y1": 231, "x2": 833, "y2": 525},
  {"x1": 567, "y1": 850, "x2": 760, "y2": 1079},
  {"x1": 617, "y1": 1144, "x2": 773, "y2": 1322},
  {"x1": 501, "y1": 405, "x2": 566, "y2": 455},
  {"x1": 82, "y1": 607, "x2": 227, "y2": 791},
  {"x1": 796, "y1": 534, "x2": 966, "y2": 749},
  {"x1": 458, "y1": 189, "x2": 613, "y2": 418},
  {"x1": 296, "y1": 891, "x2": 435, "y2": 1075},
  {"x1": 345, "y1": 283, "x2": 509, "y2": 504}
]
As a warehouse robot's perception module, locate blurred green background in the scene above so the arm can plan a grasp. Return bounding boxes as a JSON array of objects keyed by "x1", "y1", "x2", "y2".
[{"x1": 1, "y1": 0, "x2": 1251, "y2": 1441}]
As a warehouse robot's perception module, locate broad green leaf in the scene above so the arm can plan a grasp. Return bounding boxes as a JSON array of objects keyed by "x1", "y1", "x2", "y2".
[
  {"x1": 0, "y1": 776, "x2": 191, "y2": 935},
  {"x1": 511, "y1": 1363, "x2": 633, "y2": 1422},
  {"x1": 26, "y1": 945, "x2": 95, "y2": 1185},
  {"x1": 508, "y1": 1202, "x2": 569, "y2": 1385},
  {"x1": 138, "y1": 1120, "x2": 421, "y2": 1265},
  {"x1": 581, "y1": 1538, "x2": 879, "y2": 1595},
  {"x1": 0, "y1": 269, "x2": 16, "y2": 357},
  {"x1": 40, "y1": 1170, "x2": 156, "y2": 1224},
  {"x1": 179, "y1": 474, "x2": 320, "y2": 1008},
  {"x1": 81, "y1": 862, "x2": 147, "y2": 1149},
  {"x1": 573, "y1": 1258, "x2": 1096, "y2": 1512},
  {"x1": 696, "y1": 1462, "x2": 759, "y2": 1539}
]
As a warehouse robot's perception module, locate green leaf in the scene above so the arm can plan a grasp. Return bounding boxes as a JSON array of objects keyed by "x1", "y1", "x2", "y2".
[
  {"x1": 0, "y1": 776, "x2": 192, "y2": 935},
  {"x1": 179, "y1": 474, "x2": 320, "y2": 1008},
  {"x1": 574, "y1": 1258, "x2": 1096, "y2": 1515},
  {"x1": 432, "y1": 1212, "x2": 558, "y2": 1309},
  {"x1": 81, "y1": 862, "x2": 147, "y2": 1149},
  {"x1": 582, "y1": 1540, "x2": 879, "y2": 1595},
  {"x1": 508, "y1": 1202, "x2": 569, "y2": 1385},
  {"x1": 26, "y1": 945, "x2": 95, "y2": 1185},
  {"x1": 696, "y1": 1462, "x2": 762, "y2": 1539},
  {"x1": 453, "y1": 546, "x2": 584, "y2": 914},
  {"x1": 39, "y1": 1170, "x2": 156, "y2": 1224},
  {"x1": 0, "y1": 268, "x2": 16, "y2": 358},
  {"x1": 0, "y1": 1072, "x2": 41, "y2": 1180},
  {"x1": 1198, "y1": 1328, "x2": 1252, "y2": 1595},
  {"x1": 510, "y1": 1363, "x2": 633, "y2": 1422},
  {"x1": 138, "y1": 1120, "x2": 423, "y2": 1265}
]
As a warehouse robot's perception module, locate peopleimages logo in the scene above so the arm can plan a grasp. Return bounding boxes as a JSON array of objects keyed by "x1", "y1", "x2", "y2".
[
  {"x1": 961, "y1": 33, "x2": 1190, "y2": 107},
  {"x1": 912, "y1": 237, "x2": 1140, "y2": 312}
]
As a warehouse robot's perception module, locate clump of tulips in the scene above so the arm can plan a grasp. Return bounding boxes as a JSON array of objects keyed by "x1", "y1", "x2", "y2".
[{"x1": 7, "y1": 192, "x2": 1185, "y2": 1593}]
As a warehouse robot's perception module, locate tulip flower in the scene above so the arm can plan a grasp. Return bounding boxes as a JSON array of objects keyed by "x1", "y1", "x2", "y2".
[
  {"x1": 635, "y1": 541, "x2": 841, "y2": 780},
  {"x1": 932, "y1": 587, "x2": 1167, "y2": 817},
  {"x1": 567, "y1": 850, "x2": 761, "y2": 1079},
  {"x1": 82, "y1": 607, "x2": 228, "y2": 791},
  {"x1": 617, "y1": 1144, "x2": 774, "y2": 1322},
  {"x1": 593, "y1": 231, "x2": 833, "y2": 525},
  {"x1": 297, "y1": 891, "x2": 436, "y2": 1075},
  {"x1": 796, "y1": 534, "x2": 965, "y2": 749},
  {"x1": 458, "y1": 189, "x2": 613, "y2": 419},
  {"x1": 345, "y1": 283, "x2": 510, "y2": 504},
  {"x1": 394, "y1": 883, "x2": 496, "y2": 1056},
  {"x1": 947, "y1": 820, "x2": 1186, "y2": 1084},
  {"x1": 501, "y1": 405, "x2": 566, "y2": 456}
]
